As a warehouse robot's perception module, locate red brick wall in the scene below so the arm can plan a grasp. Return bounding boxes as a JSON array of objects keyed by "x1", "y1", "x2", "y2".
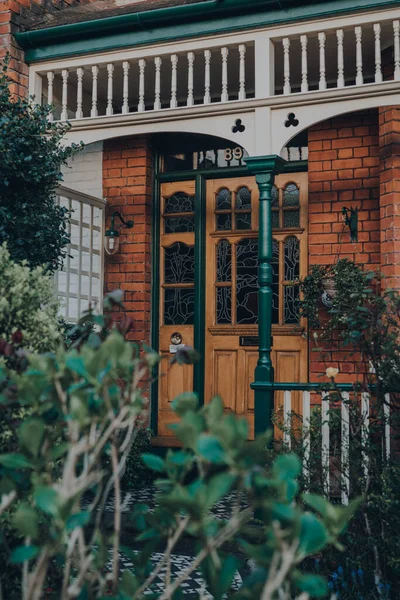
[
  {"x1": 103, "y1": 136, "x2": 153, "y2": 345},
  {"x1": 307, "y1": 109, "x2": 380, "y2": 383},
  {"x1": 379, "y1": 106, "x2": 400, "y2": 291}
]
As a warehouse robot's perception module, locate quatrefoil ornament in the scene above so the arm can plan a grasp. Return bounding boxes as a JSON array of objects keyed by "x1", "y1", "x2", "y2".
[
  {"x1": 232, "y1": 118, "x2": 245, "y2": 133},
  {"x1": 285, "y1": 113, "x2": 299, "y2": 128}
]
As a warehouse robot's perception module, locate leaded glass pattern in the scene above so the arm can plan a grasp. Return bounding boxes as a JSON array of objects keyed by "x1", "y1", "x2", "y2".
[
  {"x1": 236, "y1": 238, "x2": 258, "y2": 324},
  {"x1": 216, "y1": 287, "x2": 232, "y2": 324},
  {"x1": 216, "y1": 240, "x2": 232, "y2": 282},
  {"x1": 165, "y1": 191, "x2": 194, "y2": 213},
  {"x1": 284, "y1": 285, "x2": 300, "y2": 324},
  {"x1": 216, "y1": 188, "x2": 231, "y2": 210},
  {"x1": 215, "y1": 186, "x2": 251, "y2": 232},
  {"x1": 163, "y1": 191, "x2": 195, "y2": 233},
  {"x1": 271, "y1": 182, "x2": 301, "y2": 230},
  {"x1": 284, "y1": 237, "x2": 300, "y2": 281},
  {"x1": 272, "y1": 240, "x2": 279, "y2": 325},
  {"x1": 164, "y1": 243, "x2": 195, "y2": 284},
  {"x1": 164, "y1": 288, "x2": 195, "y2": 325},
  {"x1": 283, "y1": 183, "x2": 300, "y2": 206}
]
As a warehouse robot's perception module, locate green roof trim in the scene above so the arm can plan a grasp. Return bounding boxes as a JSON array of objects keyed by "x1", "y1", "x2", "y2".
[{"x1": 16, "y1": 0, "x2": 400, "y2": 63}]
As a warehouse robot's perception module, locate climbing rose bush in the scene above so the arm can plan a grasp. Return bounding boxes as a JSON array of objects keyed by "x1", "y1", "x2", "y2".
[{"x1": 0, "y1": 243, "x2": 60, "y2": 353}]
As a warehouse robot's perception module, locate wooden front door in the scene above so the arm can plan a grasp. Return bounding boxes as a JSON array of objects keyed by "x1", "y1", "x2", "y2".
[
  {"x1": 157, "y1": 173, "x2": 308, "y2": 442},
  {"x1": 204, "y1": 174, "x2": 308, "y2": 439}
]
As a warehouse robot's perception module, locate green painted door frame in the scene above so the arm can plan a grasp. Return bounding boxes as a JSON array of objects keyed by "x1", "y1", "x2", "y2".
[{"x1": 151, "y1": 155, "x2": 303, "y2": 438}]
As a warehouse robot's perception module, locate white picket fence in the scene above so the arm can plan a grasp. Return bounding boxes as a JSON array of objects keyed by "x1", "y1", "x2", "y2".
[{"x1": 280, "y1": 388, "x2": 393, "y2": 505}]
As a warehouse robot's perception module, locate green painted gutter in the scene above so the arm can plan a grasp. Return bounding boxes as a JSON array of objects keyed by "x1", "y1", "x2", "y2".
[
  {"x1": 15, "y1": 0, "x2": 400, "y2": 62},
  {"x1": 15, "y1": 0, "x2": 285, "y2": 48}
]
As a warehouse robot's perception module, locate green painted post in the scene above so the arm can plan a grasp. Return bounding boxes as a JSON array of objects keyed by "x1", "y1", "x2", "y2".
[{"x1": 245, "y1": 155, "x2": 286, "y2": 435}]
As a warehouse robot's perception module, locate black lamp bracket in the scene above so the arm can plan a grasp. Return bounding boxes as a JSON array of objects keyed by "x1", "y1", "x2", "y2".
[
  {"x1": 110, "y1": 211, "x2": 134, "y2": 230},
  {"x1": 341, "y1": 206, "x2": 358, "y2": 243}
]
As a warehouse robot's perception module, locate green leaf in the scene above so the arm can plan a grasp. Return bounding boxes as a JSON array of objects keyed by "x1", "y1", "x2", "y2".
[
  {"x1": 303, "y1": 494, "x2": 336, "y2": 521},
  {"x1": 13, "y1": 505, "x2": 39, "y2": 539},
  {"x1": 66, "y1": 511, "x2": 91, "y2": 532},
  {"x1": 206, "y1": 396, "x2": 224, "y2": 422},
  {"x1": 0, "y1": 453, "x2": 33, "y2": 470},
  {"x1": 205, "y1": 473, "x2": 236, "y2": 508},
  {"x1": 141, "y1": 453, "x2": 165, "y2": 473},
  {"x1": 298, "y1": 513, "x2": 329, "y2": 556},
  {"x1": 296, "y1": 574, "x2": 329, "y2": 598},
  {"x1": 217, "y1": 555, "x2": 239, "y2": 597},
  {"x1": 273, "y1": 454, "x2": 301, "y2": 481},
  {"x1": 66, "y1": 355, "x2": 89, "y2": 379},
  {"x1": 10, "y1": 545, "x2": 39, "y2": 564},
  {"x1": 18, "y1": 417, "x2": 45, "y2": 457},
  {"x1": 34, "y1": 486, "x2": 59, "y2": 517},
  {"x1": 197, "y1": 435, "x2": 226, "y2": 464},
  {"x1": 120, "y1": 570, "x2": 138, "y2": 597},
  {"x1": 171, "y1": 392, "x2": 199, "y2": 416}
]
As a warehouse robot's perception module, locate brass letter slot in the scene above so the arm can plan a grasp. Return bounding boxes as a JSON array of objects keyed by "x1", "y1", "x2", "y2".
[{"x1": 239, "y1": 336, "x2": 273, "y2": 347}]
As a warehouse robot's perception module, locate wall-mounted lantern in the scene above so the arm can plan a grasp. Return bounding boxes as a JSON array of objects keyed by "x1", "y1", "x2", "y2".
[
  {"x1": 104, "y1": 211, "x2": 134, "y2": 255},
  {"x1": 342, "y1": 206, "x2": 358, "y2": 243}
]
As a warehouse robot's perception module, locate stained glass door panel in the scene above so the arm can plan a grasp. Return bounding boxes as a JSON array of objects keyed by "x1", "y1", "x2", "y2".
[
  {"x1": 158, "y1": 181, "x2": 196, "y2": 441},
  {"x1": 204, "y1": 175, "x2": 308, "y2": 439}
]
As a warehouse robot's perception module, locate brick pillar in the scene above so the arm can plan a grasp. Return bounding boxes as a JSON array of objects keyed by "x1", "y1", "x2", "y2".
[
  {"x1": 379, "y1": 107, "x2": 400, "y2": 290},
  {"x1": 103, "y1": 137, "x2": 153, "y2": 345}
]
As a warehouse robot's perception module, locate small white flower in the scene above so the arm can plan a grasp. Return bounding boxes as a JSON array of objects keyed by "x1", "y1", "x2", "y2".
[{"x1": 326, "y1": 367, "x2": 339, "y2": 379}]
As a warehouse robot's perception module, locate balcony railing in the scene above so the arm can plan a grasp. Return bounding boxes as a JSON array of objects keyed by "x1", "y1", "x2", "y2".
[{"x1": 30, "y1": 10, "x2": 400, "y2": 124}]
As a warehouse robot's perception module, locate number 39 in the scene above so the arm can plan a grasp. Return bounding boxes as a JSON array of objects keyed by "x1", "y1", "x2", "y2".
[{"x1": 224, "y1": 147, "x2": 244, "y2": 162}]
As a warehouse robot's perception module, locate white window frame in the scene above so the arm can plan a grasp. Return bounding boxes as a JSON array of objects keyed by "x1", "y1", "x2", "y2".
[{"x1": 55, "y1": 185, "x2": 106, "y2": 323}]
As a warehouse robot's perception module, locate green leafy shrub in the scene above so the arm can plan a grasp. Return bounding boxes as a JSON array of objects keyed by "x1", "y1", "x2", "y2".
[
  {"x1": 0, "y1": 300, "x2": 358, "y2": 598},
  {"x1": 0, "y1": 58, "x2": 82, "y2": 273},
  {"x1": 0, "y1": 243, "x2": 60, "y2": 354}
]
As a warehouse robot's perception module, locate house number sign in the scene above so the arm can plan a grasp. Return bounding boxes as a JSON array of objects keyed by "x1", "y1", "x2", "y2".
[{"x1": 224, "y1": 147, "x2": 244, "y2": 162}]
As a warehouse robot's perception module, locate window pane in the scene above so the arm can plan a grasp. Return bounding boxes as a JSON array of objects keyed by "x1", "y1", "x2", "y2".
[
  {"x1": 236, "y1": 186, "x2": 251, "y2": 210},
  {"x1": 283, "y1": 183, "x2": 300, "y2": 206},
  {"x1": 272, "y1": 211, "x2": 280, "y2": 229},
  {"x1": 235, "y1": 212, "x2": 251, "y2": 230},
  {"x1": 236, "y1": 238, "x2": 258, "y2": 324},
  {"x1": 284, "y1": 236, "x2": 300, "y2": 281},
  {"x1": 271, "y1": 185, "x2": 279, "y2": 207},
  {"x1": 283, "y1": 210, "x2": 300, "y2": 228},
  {"x1": 164, "y1": 243, "x2": 195, "y2": 284},
  {"x1": 164, "y1": 191, "x2": 194, "y2": 214},
  {"x1": 164, "y1": 288, "x2": 195, "y2": 325},
  {"x1": 216, "y1": 213, "x2": 232, "y2": 231},
  {"x1": 272, "y1": 240, "x2": 279, "y2": 325},
  {"x1": 216, "y1": 188, "x2": 231, "y2": 210},
  {"x1": 164, "y1": 215, "x2": 195, "y2": 233},
  {"x1": 216, "y1": 287, "x2": 232, "y2": 324},
  {"x1": 216, "y1": 240, "x2": 232, "y2": 282},
  {"x1": 284, "y1": 285, "x2": 300, "y2": 324}
]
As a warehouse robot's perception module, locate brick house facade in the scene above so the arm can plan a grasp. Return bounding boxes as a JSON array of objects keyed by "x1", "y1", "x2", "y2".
[{"x1": 1, "y1": 0, "x2": 399, "y2": 438}]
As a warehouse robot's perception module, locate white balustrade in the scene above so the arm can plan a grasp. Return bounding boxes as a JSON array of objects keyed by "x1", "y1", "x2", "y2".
[
  {"x1": 138, "y1": 58, "x2": 146, "y2": 112},
  {"x1": 221, "y1": 47, "x2": 229, "y2": 102},
  {"x1": 341, "y1": 392, "x2": 350, "y2": 505},
  {"x1": 204, "y1": 49, "x2": 212, "y2": 104},
  {"x1": 300, "y1": 35, "x2": 308, "y2": 93},
  {"x1": 122, "y1": 61, "x2": 130, "y2": 114},
  {"x1": 336, "y1": 29, "x2": 345, "y2": 88},
  {"x1": 76, "y1": 67, "x2": 84, "y2": 119},
  {"x1": 238, "y1": 44, "x2": 246, "y2": 100},
  {"x1": 283, "y1": 390, "x2": 291, "y2": 448},
  {"x1": 154, "y1": 56, "x2": 162, "y2": 110},
  {"x1": 394, "y1": 20, "x2": 400, "y2": 80},
  {"x1": 384, "y1": 393, "x2": 391, "y2": 460},
  {"x1": 361, "y1": 392, "x2": 370, "y2": 480},
  {"x1": 39, "y1": 13, "x2": 400, "y2": 121},
  {"x1": 91, "y1": 66, "x2": 99, "y2": 117},
  {"x1": 321, "y1": 392, "x2": 330, "y2": 497},
  {"x1": 318, "y1": 32, "x2": 327, "y2": 90},
  {"x1": 47, "y1": 71, "x2": 54, "y2": 121},
  {"x1": 106, "y1": 63, "x2": 114, "y2": 116},
  {"x1": 187, "y1": 52, "x2": 195, "y2": 107},
  {"x1": 302, "y1": 391, "x2": 311, "y2": 487},
  {"x1": 170, "y1": 54, "x2": 178, "y2": 109}
]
